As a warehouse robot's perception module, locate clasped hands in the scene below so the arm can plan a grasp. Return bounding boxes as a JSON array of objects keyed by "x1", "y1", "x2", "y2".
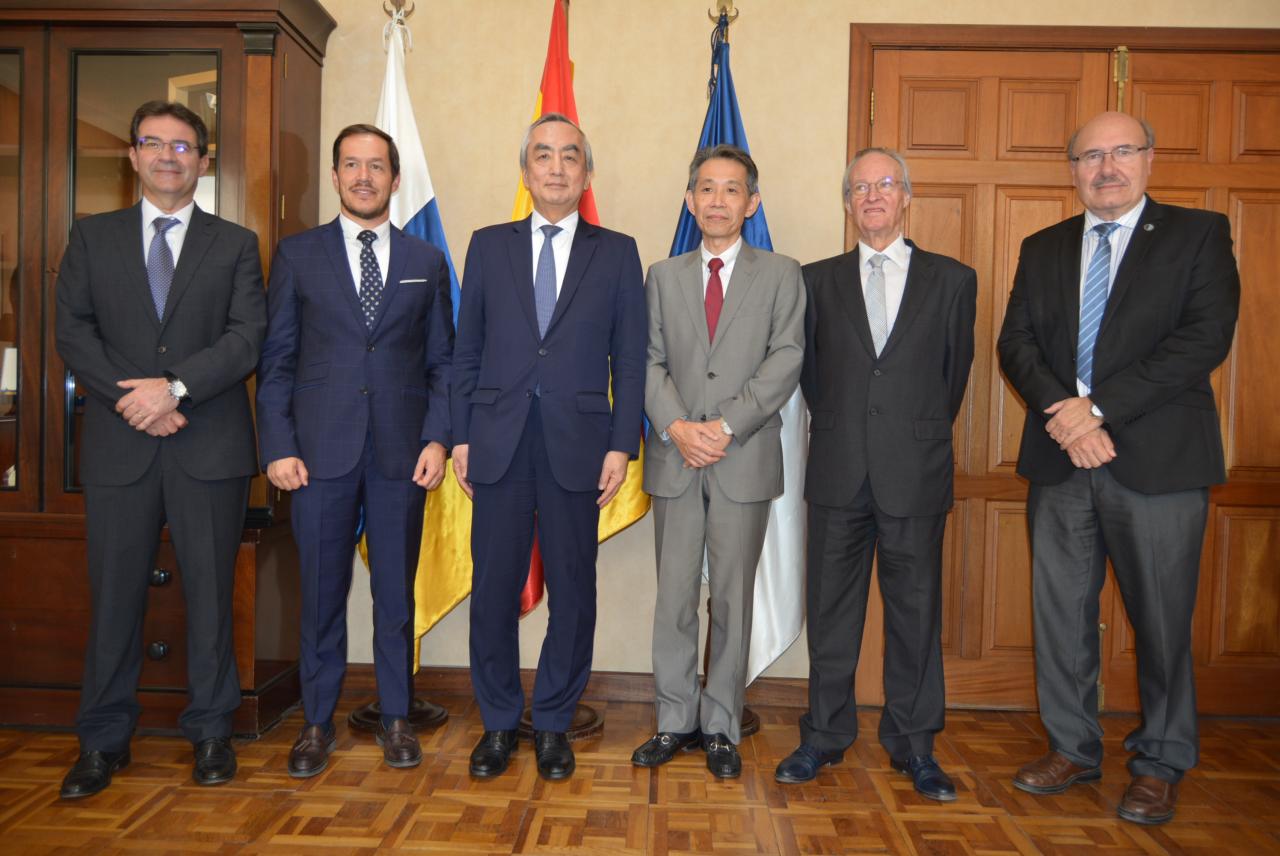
[
  {"x1": 116, "y1": 377, "x2": 184, "y2": 436},
  {"x1": 1044, "y1": 396, "x2": 1115, "y2": 469},
  {"x1": 667, "y1": 418, "x2": 731, "y2": 469}
]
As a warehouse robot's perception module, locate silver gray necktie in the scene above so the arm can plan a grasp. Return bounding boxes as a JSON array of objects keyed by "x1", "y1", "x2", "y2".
[{"x1": 866, "y1": 253, "x2": 889, "y2": 356}]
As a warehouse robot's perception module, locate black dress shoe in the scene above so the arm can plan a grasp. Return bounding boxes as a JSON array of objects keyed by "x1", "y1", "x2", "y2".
[
  {"x1": 288, "y1": 724, "x2": 337, "y2": 778},
  {"x1": 469, "y1": 730, "x2": 519, "y2": 778},
  {"x1": 376, "y1": 718, "x2": 422, "y2": 768},
  {"x1": 702, "y1": 732, "x2": 742, "y2": 778},
  {"x1": 892, "y1": 754, "x2": 957, "y2": 801},
  {"x1": 193, "y1": 737, "x2": 237, "y2": 786},
  {"x1": 774, "y1": 743, "x2": 843, "y2": 784},
  {"x1": 631, "y1": 731, "x2": 701, "y2": 767},
  {"x1": 533, "y1": 730, "x2": 575, "y2": 780},
  {"x1": 60, "y1": 749, "x2": 130, "y2": 799}
]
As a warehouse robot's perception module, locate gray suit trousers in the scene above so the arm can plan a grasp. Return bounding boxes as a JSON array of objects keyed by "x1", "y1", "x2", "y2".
[
  {"x1": 1028, "y1": 465, "x2": 1207, "y2": 783},
  {"x1": 651, "y1": 465, "x2": 771, "y2": 743}
]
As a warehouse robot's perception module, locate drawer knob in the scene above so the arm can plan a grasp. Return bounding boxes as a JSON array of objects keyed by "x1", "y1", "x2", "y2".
[
  {"x1": 147, "y1": 641, "x2": 170, "y2": 661},
  {"x1": 150, "y1": 567, "x2": 172, "y2": 587}
]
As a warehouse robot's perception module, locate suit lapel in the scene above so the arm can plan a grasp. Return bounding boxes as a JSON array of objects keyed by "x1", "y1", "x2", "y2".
[
  {"x1": 675, "y1": 249, "x2": 710, "y2": 355},
  {"x1": 115, "y1": 204, "x2": 160, "y2": 329},
  {"x1": 708, "y1": 243, "x2": 763, "y2": 357},
  {"x1": 368, "y1": 226, "x2": 409, "y2": 335},
  {"x1": 321, "y1": 218, "x2": 366, "y2": 324},
  {"x1": 880, "y1": 241, "x2": 931, "y2": 357},
  {"x1": 832, "y1": 249, "x2": 877, "y2": 359},
  {"x1": 505, "y1": 217, "x2": 541, "y2": 341},
  {"x1": 1056, "y1": 215, "x2": 1086, "y2": 348},
  {"x1": 159, "y1": 206, "x2": 215, "y2": 329},
  {"x1": 1099, "y1": 196, "x2": 1161, "y2": 340},
  {"x1": 547, "y1": 219, "x2": 598, "y2": 336}
]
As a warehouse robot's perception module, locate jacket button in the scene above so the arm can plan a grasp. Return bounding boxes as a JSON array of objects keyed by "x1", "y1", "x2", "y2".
[
  {"x1": 538, "y1": 348, "x2": 548, "y2": 356},
  {"x1": 873, "y1": 369, "x2": 882, "y2": 377},
  {"x1": 526, "y1": 390, "x2": 532, "y2": 398},
  {"x1": 360, "y1": 387, "x2": 368, "y2": 395},
  {"x1": 367, "y1": 344, "x2": 375, "y2": 352},
  {"x1": 156, "y1": 345, "x2": 167, "y2": 354},
  {"x1": 699, "y1": 415, "x2": 706, "y2": 421},
  {"x1": 707, "y1": 371, "x2": 717, "y2": 379},
  {"x1": 869, "y1": 407, "x2": 879, "y2": 416}
]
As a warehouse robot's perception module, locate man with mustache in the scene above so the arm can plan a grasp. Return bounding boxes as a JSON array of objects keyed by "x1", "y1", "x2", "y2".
[
  {"x1": 998, "y1": 111, "x2": 1240, "y2": 825},
  {"x1": 257, "y1": 124, "x2": 454, "y2": 776}
]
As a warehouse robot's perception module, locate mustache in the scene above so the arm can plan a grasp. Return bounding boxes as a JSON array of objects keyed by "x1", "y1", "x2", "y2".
[{"x1": 1091, "y1": 174, "x2": 1127, "y2": 188}]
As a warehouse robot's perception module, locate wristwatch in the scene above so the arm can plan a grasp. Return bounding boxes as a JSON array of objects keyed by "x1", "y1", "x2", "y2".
[{"x1": 167, "y1": 377, "x2": 190, "y2": 403}]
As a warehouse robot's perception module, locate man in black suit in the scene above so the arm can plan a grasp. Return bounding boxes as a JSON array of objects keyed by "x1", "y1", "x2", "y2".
[
  {"x1": 54, "y1": 100, "x2": 266, "y2": 797},
  {"x1": 256, "y1": 124, "x2": 453, "y2": 777},
  {"x1": 998, "y1": 112, "x2": 1240, "y2": 826},
  {"x1": 774, "y1": 148, "x2": 975, "y2": 801}
]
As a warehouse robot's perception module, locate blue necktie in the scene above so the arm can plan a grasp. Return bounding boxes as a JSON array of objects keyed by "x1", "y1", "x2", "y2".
[
  {"x1": 1077, "y1": 222, "x2": 1120, "y2": 389},
  {"x1": 357, "y1": 229, "x2": 382, "y2": 329},
  {"x1": 147, "y1": 216, "x2": 180, "y2": 319},
  {"x1": 534, "y1": 224, "x2": 562, "y2": 338}
]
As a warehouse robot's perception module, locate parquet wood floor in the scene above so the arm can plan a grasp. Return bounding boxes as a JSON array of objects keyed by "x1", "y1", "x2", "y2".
[{"x1": 1, "y1": 692, "x2": 1277, "y2": 855}]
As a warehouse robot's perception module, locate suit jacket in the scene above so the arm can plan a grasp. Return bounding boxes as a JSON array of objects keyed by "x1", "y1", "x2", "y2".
[
  {"x1": 802, "y1": 241, "x2": 976, "y2": 516},
  {"x1": 54, "y1": 203, "x2": 266, "y2": 486},
  {"x1": 643, "y1": 244, "x2": 806, "y2": 503},
  {"x1": 256, "y1": 218, "x2": 453, "y2": 481},
  {"x1": 451, "y1": 216, "x2": 646, "y2": 492},
  {"x1": 997, "y1": 197, "x2": 1240, "y2": 493}
]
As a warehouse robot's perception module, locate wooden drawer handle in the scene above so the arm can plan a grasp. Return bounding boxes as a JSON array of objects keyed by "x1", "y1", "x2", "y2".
[
  {"x1": 150, "y1": 568, "x2": 172, "y2": 587},
  {"x1": 147, "y1": 641, "x2": 170, "y2": 661}
]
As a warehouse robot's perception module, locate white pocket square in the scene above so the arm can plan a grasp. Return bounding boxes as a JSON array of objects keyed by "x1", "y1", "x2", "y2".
[{"x1": 399, "y1": 278, "x2": 429, "y2": 284}]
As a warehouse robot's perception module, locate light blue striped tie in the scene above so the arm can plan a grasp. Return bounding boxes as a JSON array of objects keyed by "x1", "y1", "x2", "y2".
[
  {"x1": 1077, "y1": 222, "x2": 1120, "y2": 389},
  {"x1": 534, "y1": 224, "x2": 561, "y2": 338}
]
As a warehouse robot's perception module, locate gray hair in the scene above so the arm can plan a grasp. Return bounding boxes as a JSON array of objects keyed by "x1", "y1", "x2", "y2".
[
  {"x1": 1067, "y1": 116, "x2": 1155, "y2": 159},
  {"x1": 686, "y1": 144, "x2": 760, "y2": 195},
  {"x1": 842, "y1": 147, "x2": 912, "y2": 200},
  {"x1": 519, "y1": 112, "x2": 594, "y2": 173}
]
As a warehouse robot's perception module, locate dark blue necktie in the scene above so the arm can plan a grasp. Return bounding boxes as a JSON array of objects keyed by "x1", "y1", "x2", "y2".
[
  {"x1": 147, "y1": 216, "x2": 180, "y2": 319},
  {"x1": 357, "y1": 229, "x2": 382, "y2": 329},
  {"x1": 1077, "y1": 222, "x2": 1120, "y2": 389},
  {"x1": 534, "y1": 224, "x2": 562, "y2": 338}
]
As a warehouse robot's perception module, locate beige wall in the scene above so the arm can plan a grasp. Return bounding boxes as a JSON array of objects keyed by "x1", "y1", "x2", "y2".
[{"x1": 324, "y1": 0, "x2": 1280, "y2": 675}]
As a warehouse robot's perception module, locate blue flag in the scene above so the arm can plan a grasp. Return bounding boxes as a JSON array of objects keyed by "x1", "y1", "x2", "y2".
[{"x1": 670, "y1": 16, "x2": 772, "y2": 257}]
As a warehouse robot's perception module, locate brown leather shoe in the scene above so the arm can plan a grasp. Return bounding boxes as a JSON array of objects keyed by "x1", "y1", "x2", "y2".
[
  {"x1": 376, "y1": 718, "x2": 422, "y2": 768},
  {"x1": 288, "y1": 724, "x2": 337, "y2": 778},
  {"x1": 1013, "y1": 750, "x2": 1101, "y2": 794},
  {"x1": 1118, "y1": 774, "x2": 1177, "y2": 825}
]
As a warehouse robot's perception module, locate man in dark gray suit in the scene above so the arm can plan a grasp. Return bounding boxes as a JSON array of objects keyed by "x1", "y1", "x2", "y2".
[
  {"x1": 55, "y1": 100, "x2": 266, "y2": 798},
  {"x1": 635, "y1": 145, "x2": 805, "y2": 779},
  {"x1": 775, "y1": 148, "x2": 975, "y2": 800}
]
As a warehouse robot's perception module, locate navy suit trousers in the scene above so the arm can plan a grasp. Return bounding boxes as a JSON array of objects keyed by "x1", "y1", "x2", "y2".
[
  {"x1": 469, "y1": 398, "x2": 600, "y2": 731},
  {"x1": 291, "y1": 432, "x2": 425, "y2": 727}
]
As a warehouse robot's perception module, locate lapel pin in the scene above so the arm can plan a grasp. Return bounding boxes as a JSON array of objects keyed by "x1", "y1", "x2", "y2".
[{"x1": 1143, "y1": 223, "x2": 1155, "y2": 231}]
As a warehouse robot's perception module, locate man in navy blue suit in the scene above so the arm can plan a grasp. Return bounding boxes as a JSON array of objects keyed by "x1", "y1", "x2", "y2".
[
  {"x1": 451, "y1": 113, "x2": 646, "y2": 781},
  {"x1": 256, "y1": 124, "x2": 453, "y2": 777}
]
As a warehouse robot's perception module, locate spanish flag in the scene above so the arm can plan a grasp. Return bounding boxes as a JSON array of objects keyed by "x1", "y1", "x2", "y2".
[{"x1": 512, "y1": 0, "x2": 649, "y2": 614}]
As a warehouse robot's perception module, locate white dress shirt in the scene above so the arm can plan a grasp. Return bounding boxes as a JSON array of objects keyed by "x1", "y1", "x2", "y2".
[
  {"x1": 700, "y1": 236, "x2": 744, "y2": 297},
  {"x1": 857, "y1": 234, "x2": 912, "y2": 334},
  {"x1": 140, "y1": 197, "x2": 195, "y2": 267},
  {"x1": 530, "y1": 209, "x2": 580, "y2": 298},
  {"x1": 339, "y1": 214, "x2": 391, "y2": 293},
  {"x1": 1075, "y1": 197, "x2": 1147, "y2": 398}
]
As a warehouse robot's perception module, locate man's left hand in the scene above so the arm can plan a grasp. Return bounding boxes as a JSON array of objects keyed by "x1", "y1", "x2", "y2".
[
  {"x1": 116, "y1": 377, "x2": 179, "y2": 432},
  {"x1": 597, "y1": 450, "x2": 630, "y2": 507},
  {"x1": 1045, "y1": 396, "x2": 1101, "y2": 449},
  {"x1": 413, "y1": 441, "x2": 447, "y2": 490}
]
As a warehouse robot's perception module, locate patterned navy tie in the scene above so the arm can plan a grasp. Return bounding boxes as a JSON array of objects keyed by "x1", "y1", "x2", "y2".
[
  {"x1": 147, "y1": 216, "x2": 180, "y2": 319},
  {"x1": 357, "y1": 229, "x2": 383, "y2": 329},
  {"x1": 534, "y1": 224, "x2": 562, "y2": 338},
  {"x1": 1077, "y1": 222, "x2": 1120, "y2": 389}
]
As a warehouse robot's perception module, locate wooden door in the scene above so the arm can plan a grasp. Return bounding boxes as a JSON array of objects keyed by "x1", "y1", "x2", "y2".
[{"x1": 850, "y1": 32, "x2": 1280, "y2": 715}]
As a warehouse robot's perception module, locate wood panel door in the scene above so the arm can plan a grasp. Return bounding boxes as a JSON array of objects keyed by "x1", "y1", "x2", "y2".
[{"x1": 850, "y1": 31, "x2": 1280, "y2": 715}]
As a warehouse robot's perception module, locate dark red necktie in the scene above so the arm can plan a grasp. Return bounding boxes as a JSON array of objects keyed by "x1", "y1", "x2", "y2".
[{"x1": 705, "y1": 257, "x2": 725, "y2": 342}]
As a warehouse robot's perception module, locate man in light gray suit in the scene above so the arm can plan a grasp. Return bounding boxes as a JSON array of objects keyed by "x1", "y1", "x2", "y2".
[{"x1": 633, "y1": 144, "x2": 805, "y2": 778}]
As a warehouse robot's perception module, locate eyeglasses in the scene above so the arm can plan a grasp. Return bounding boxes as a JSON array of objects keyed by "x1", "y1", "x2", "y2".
[
  {"x1": 849, "y1": 177, "x2": 902, "y2": 198},
  {"x1": 1070, "y1": 144, "x2": 1150, "y2": 166},
  {"x1": 135, "y1": 136, "x2": 196, "y2": 156}
]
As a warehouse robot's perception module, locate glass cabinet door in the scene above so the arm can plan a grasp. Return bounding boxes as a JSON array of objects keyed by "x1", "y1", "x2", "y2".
[{"x1": 44, "y1": 28, "x2": 243, "y2": 512}]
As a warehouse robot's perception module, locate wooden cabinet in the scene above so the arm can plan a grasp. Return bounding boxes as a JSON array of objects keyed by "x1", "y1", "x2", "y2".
[{"x1": 0, "y1": 0, "x2": 335, "y2": 736}]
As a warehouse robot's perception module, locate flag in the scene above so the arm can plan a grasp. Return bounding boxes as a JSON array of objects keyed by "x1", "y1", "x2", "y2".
[
  {"x1": 512, "y1": 0, "x2": 651, "y2": 615},
  {"x1": 374, "y1": 11, "x2": 471, "y2": 669},
  {"x1": 670, "y1": 14, "x2": 806, "y2": 685}
]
